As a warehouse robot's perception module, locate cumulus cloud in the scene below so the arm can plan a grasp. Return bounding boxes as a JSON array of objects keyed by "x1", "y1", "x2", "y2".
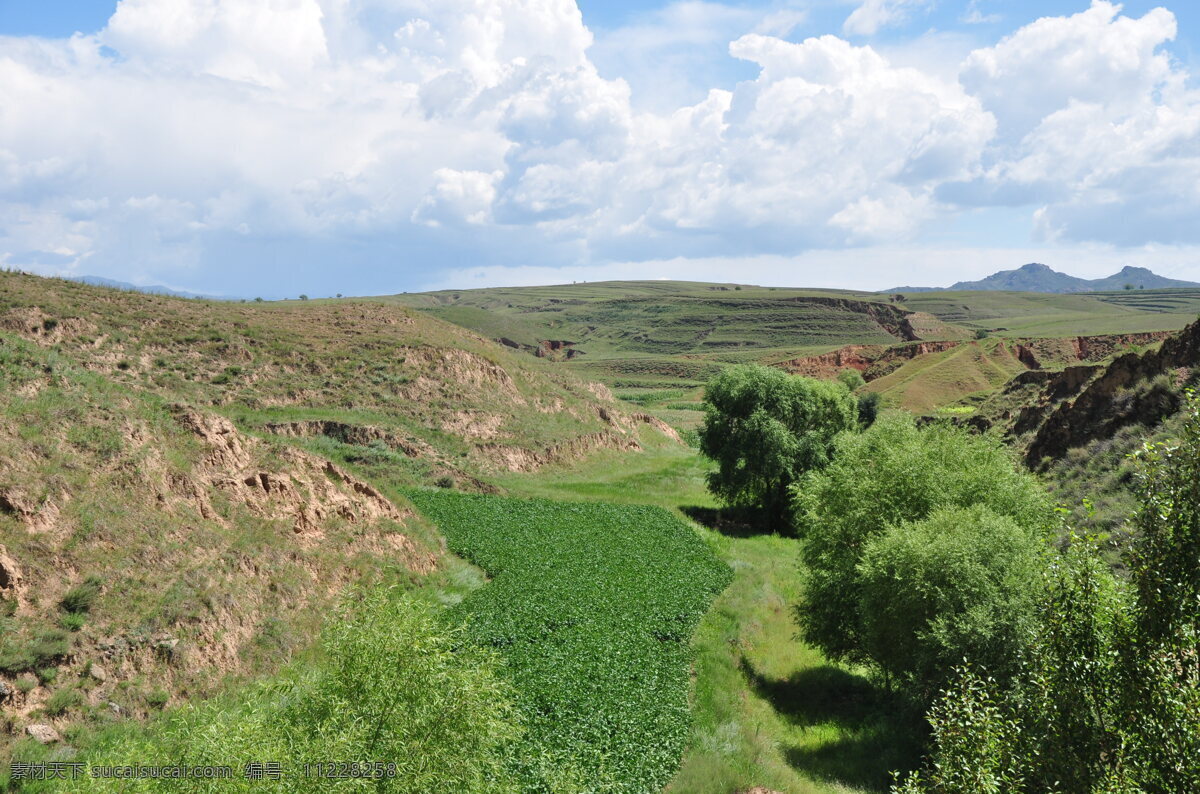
[
  {"x1": 0, "y1": 0, "x2": 1197, "y2": 292},
  {"x1": 944, "y1": 1, "x2": 1200, "y2": 246}
]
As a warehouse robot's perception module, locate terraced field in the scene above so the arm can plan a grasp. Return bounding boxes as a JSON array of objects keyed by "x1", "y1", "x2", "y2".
[
  {"x1": 392, "y1": 281, "x2": 1200, "y2": 422},
  {"x1": 404, "y1": 489, "x2": 732, "y2": 793},
  {"x1": 902, "y1": 289, "x2": 1200, "y2": 337}
]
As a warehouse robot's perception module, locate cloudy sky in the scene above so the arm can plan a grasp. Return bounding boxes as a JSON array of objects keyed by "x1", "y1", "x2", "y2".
[{"x1": 1, "y1": 1, "x2": 1198, "y2": 297}]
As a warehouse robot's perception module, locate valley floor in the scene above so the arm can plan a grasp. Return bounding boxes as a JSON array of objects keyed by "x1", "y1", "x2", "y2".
[{"x1": 495, "y1": 440, "x2": 923, "y2": 793}]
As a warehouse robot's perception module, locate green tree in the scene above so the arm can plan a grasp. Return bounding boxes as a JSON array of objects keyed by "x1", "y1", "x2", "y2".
[
  {"x1": 897, "y1": 395, "x2": 1200, "y2": 794},
  {"x1": 838, "y1": 368, "x2": 866, "y2": 391},
  {"x1": 857, "y1": 505, "x2": 1041, "y2": 701},
  {"x1": 857, "y1": 390, "x2": 883, "y2": 427},
  {"x1": 795, "y1": 412, "x2": 1050, "y2": 665},
  {"x1": 699, "y1": 365, "x2": 856, "y2": 524}
]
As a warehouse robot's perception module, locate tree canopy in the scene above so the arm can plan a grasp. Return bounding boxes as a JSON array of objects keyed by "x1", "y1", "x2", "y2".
[
  {"x1": 699, "y1": 365, "x2": 857, "y2": 524},
  {"x1": 857, "y1": 504, "x2": 1041, "y2": 700},
  {"x1": 795, "y1": 412, "x2": 1051, "y2": 666}
]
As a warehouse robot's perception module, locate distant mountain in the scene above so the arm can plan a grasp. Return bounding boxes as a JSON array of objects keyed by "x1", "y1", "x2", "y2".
[
  {"x1": 70, "y1": 275, "x2": 229, "y2": 300},
  {"x1": 890, "y1": 263, "x2": 1200, "y2": 294},
  {"x1": 1085, "y1": 266, "x2": 1200, "y2": 291}
]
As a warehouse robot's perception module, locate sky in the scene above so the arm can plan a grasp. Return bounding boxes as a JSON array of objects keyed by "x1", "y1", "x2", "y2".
[{"x1": 1, "y1": 1, "x2": 1199, "y2": 298}]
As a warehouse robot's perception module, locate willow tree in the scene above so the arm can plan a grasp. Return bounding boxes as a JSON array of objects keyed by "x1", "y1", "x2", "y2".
[{"x1": 699, "y1": 365, "x2": 856, "y2": 526}]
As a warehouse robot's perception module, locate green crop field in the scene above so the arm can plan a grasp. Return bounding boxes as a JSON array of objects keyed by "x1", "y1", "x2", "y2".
[{"x1": 404, "y1": 489, "x2": 732, "y2": 793}]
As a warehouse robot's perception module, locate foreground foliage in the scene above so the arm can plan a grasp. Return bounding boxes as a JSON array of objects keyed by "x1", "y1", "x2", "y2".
[
  {"x1": 405, "y1": 490, "x2": 732, "y2": 793},
  {"x1": 897, "y1": 393, "x2": 1200, "y2": 793},
  {"x1": 6, "y1": 590, "x2": 520, "y2": 792}
]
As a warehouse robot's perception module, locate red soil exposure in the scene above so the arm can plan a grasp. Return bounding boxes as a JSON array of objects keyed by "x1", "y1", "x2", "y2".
[{"x1": 779, "y1": 332, "x2": 1173, "y2": 382}]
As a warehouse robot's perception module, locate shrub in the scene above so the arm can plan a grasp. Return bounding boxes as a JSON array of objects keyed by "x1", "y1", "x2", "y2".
[
  {"x1": 30, "y1": 629, "x2": 70, "y2": 667},
  {"x1": 795, "y1": 412, "x2": 1050, "y2": 666},
  {"x1": 857, "y1": 390, "x2": 882, "y2": 427},
  {"x1": 857, "y1": 505, "x2": 1041, "y2": 701},
  {"x1": 45, "y1": 687, "x2": 82, "y2": 716},
  {"x1": 60, "y1": 575, "x2": 103, "y2": 613},
  {"x1": 60, "y1": 613, "x2": 86, "y2": 632},
  {"x1": 838, "y1": 368, "x2": 866, "y2": 391},
  {"x1": 84, "y1": 590, "x2": 521, "y2": 792},
  {"x1": 0, "y1": 642, "x2": 34, "y2": 674},
  {"x1": 146, "y1": 689, "x2": 170, "y2": 710}
]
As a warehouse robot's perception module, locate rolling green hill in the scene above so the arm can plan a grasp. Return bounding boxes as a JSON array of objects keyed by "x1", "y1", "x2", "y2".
[{"x1": 388, "y1": 280, "x2": 1200, "y2": 419}]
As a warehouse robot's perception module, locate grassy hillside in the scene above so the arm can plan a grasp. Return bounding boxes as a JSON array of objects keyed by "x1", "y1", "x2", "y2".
[
  {"x1": 0, "y1": 334, "x2": 438, "y2": 744},
  {"x1": 0, "y1": 271, "x2": 678, "y2": 762},
  {"x1": 0, "y1": 272, "x2": 662, "y2": 483}
]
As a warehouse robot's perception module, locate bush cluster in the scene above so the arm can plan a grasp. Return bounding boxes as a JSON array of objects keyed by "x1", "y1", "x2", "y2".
[
  {"x1": 896, "y1": 393, "x2": 1200, "y2": 793},
  {"x1": 794, "y1": 412, "x2": 1050, "y2": 699},
  {"x1": 47, "y1": 590, "x2": 521, "y2": 793}
]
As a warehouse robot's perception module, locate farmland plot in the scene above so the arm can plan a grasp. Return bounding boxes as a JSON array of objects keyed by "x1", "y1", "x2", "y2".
[{"x1": 405, "y1": 490, "x2": 732, "y2": 793}]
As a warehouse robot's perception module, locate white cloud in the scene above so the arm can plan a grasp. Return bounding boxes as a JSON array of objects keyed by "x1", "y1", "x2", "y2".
[
  {"x1": 0, "y1": 0, "x2": 1197, "y2": 293},
  {"x1": 944, "y1": 1, "x2": 1200, "y2": 246},
  {"x1": 960, "y1": 1, "x2": 1177, "y2": 141},
  {"x1": 961, "y1": 1, "x2": 1000, "y2": 26}
]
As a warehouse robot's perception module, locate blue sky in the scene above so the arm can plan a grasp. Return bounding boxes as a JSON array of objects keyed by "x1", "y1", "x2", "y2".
[{"x1": 2, "y1": 1, "x2": 1200, "y2": 297}]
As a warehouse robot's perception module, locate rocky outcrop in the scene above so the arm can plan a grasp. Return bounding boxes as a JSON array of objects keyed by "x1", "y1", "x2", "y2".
[
  {"x1": 402, "y1": 346, "x2": 527, "y2": 404},
  {"x1": 972, "y1": 320, "x2": 1200, "y2": 466},
  {"x1": 780, "y1": 332, "x2": 1176, "y2": 389},
  {"x1": 1023, "y1": 322, "x2": 1200, "y2": 465},
  {"x1": 477, "y1": 432, "x2": 643, "y2": 472},
  {"x1": 478, "y1": 405, "x2": 682, "y2": 472},
  {"x1": 0, "y1": 307, "x2": 95, "y2": 346},
  {"x1": 779, "y1": 340, "x2": 961, "y2": 380},
  {"x1": 262, "y1": 420, "x2": 434, "y2": 457},
  {"x1": 536, "y1": 340, "x2": 583, "y2": 360},
  {"x1": 172, "y1": 408, "x2": 423, "y2": 545}
]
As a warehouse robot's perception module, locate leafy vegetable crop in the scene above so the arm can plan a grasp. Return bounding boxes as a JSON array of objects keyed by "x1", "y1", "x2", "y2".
[{"x1": 405, "y1": 490, "x2": 731, "y2": 793}]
